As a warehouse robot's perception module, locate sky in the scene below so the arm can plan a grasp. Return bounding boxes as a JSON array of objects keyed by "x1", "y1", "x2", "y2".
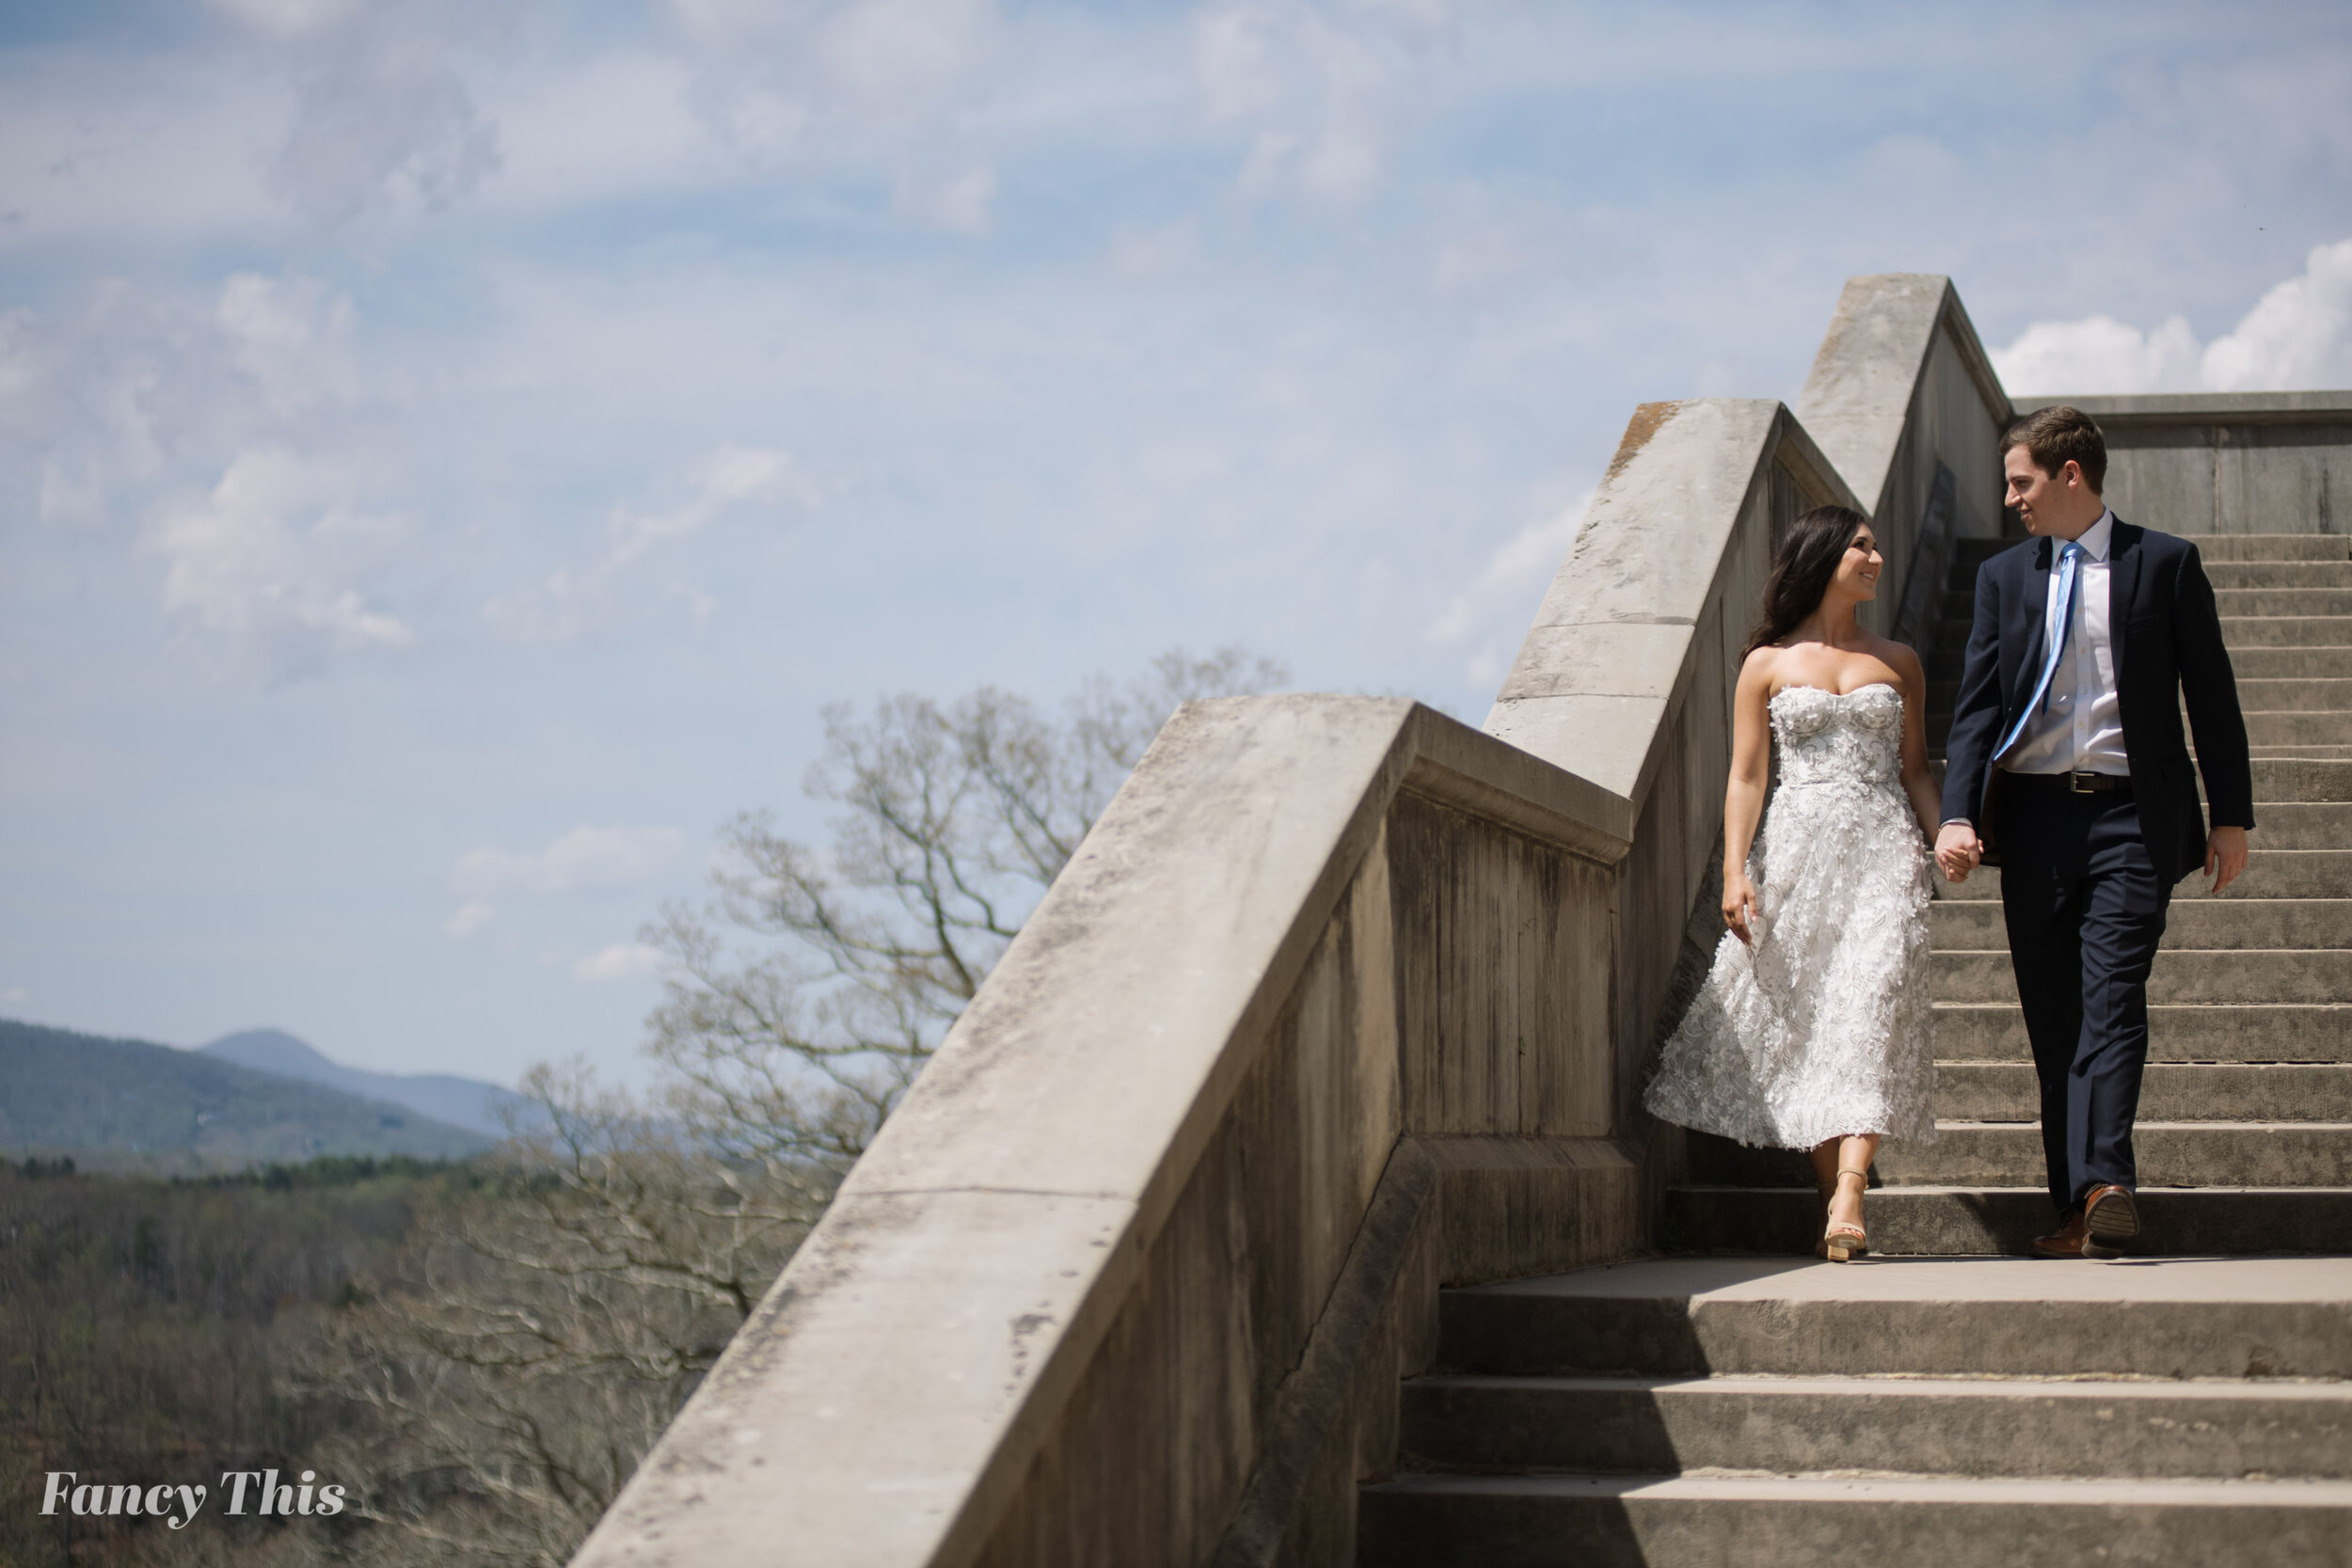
[{"x1": 3, "y1": 0, "x2": 2349, "y2": 1089}]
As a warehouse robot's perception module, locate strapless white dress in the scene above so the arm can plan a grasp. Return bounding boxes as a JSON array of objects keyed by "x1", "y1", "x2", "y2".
[{"x1": 1644, "y1": 683, "x2": 1938, "y2": 1148}]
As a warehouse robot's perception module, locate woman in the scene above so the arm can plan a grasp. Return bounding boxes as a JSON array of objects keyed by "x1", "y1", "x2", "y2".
[{"x1": 1643, "y1": 504, "x2": 1947, "y2": 1261}]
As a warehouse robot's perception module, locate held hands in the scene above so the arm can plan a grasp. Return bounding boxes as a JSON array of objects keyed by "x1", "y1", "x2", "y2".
[
  {"x1": 2207, "y1": 825, "x2": 2249, "y2": 893},
  {"x1": 1934, "y1": 822, "x2": 1982, "y2": 883},
  {"x1": 1722, "y1": 867, "x2": 1758, "y2": 946}
]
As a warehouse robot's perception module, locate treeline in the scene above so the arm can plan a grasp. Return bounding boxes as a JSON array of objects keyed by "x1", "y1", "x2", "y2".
[{"x1": 0, "y1": 1156, "x2": 474, "y2": 1567}]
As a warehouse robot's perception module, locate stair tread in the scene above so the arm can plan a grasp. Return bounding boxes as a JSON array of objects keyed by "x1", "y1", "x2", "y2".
[
  {"x1": 1460, "y1": 1255, "x2": 2352, "y2": 1303},
  {"x1": 1365, "y1": 1472, "x2": 2352, "y2": 1505},
  {"x1": 1409, "y1": 1371, "x2": 2352, "y2": 1401}
]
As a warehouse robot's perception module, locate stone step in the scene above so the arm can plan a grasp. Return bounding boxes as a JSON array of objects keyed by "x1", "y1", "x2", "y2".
[
  {"x1": 1931, "y1": 1002, "x2": 2352, "y2": 1063},
  {"x1": 1660, "y1": 1185, "x2": 2352, "y2": 1258},
  {"x1": 1936, "y1": 616, "x2": 2352, "y2": 650},
  {"x1": 2176, "y1": 534, "x2": 2352, "y2": 562},
  {"x1": 1873, "y1": 1121, "x2": 2352, "y2": 1188},
  {"x1": 1434, "y1": 1257, "x2": 2352, "y2": 1379},
  {"x1": 1938, "y1": 589, "x2": 2352, "y2": 620},
  {"x1": 2246, "y1": 710, "x2": 2352, "y2": 746},
  {"x1": 2209, "y1": 561, "x2": 2352, "y2": 588},
  {"x1": 2217, "y1": 588, "x2": 2352, "y2": 617},
  {"x1": 1929, "y1": 645, "x2": 2352, "y2": 682},
  {"x1": 1923, "y1": 753, "x2": 2352, "y2": 802},
  {"x1": 1929, "y1": 678, "x2": 2352, "y2": 715},
  {"x1": 1396, "y1": 1371, "x2": 2352, "y2": 1480},
  {"x1": 1934, "y1": 949, "x2": 2352, "y2": 1006},
  {"x1": 1931, "y1": 850, "x2": 2352, "y2": 903},
  {"x1": 1356, "y1": 1473, "x2": 2352, "y2": 1567},
  {"x1": 1931, "y1": 898, "x2": 2352, "y2": 950},
  {"x1": 1936, "y1": 1062, "x2": 2352, "y2": 1123},
  {"x1": 2232, "y1": 800, "x2": 2352, "y2": 847},
  {"x1": 2252, "y1": 745, "x2": 2352, "y2": 759}
]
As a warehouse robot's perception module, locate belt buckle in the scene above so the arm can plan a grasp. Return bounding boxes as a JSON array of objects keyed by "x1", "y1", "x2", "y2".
[{"x1": 2065, "y1": 770, "x2": 2097, "y2": 794}]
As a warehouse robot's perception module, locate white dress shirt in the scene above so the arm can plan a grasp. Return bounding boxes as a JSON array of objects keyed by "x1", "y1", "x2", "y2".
[{"x1": 2002, "y1": 508, "x2": 2130, "y2": 777}]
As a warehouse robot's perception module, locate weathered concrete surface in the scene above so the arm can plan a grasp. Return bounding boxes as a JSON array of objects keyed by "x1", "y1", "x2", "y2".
[
  {"x1": 2011, "y1": 391, "x2": 2352, "y2": 535},
  {"x1": 568, "y1": 697, "x2": 1641, "y2": 1568}
]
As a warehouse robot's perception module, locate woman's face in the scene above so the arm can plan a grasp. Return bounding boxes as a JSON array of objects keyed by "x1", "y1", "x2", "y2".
[{"x1": 1833, "y1": 525, "x2": 1883, "y2": 601}]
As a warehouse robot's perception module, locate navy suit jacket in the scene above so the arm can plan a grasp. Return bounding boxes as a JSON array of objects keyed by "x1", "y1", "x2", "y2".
[{"x1": 1941, "y1": 520, "x2": 2254, "y2": 885}]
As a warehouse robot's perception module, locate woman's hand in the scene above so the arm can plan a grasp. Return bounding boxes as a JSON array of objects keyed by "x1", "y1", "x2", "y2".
[{"x1": 1722, "y1": 866, "x2": 1759, "y2": 946}]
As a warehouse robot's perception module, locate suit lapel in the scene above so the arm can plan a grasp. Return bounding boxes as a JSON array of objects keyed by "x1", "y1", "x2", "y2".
[
  {"x1": 2013, "y1": 536, "x2": 2054, "y2": 713},
  {"x1": 2108, "y1": 517, "x2": 2143, "y2": 678}
]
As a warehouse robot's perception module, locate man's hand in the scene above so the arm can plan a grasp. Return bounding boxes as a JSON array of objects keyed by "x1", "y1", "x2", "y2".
[
  {"x1": 1935, "y1": 821, "x2": 1982, "y2": 883},
  {"x1": 2206, "y1": 825, "x2": 2249, "y2": 893}
]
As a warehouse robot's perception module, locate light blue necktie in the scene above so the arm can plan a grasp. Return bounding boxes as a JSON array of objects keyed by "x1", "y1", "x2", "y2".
[{"x1": 1995, "y1": 540, "x2": 2087, "y2": 760}]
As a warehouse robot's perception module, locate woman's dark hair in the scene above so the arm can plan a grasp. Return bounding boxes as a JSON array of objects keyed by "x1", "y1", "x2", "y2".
[{"x1": 1741, "y1": 504, "x2": 1869, "y2": 659}]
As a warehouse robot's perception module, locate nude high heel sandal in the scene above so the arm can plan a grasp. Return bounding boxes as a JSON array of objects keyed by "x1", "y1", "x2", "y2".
[{"x1": 1822, "y1": 1167, "x2": 1869, "y2": 1262}]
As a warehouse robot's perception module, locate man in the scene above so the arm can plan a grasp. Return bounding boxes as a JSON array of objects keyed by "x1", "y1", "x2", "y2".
[{"x1": 1936, "y1": 404, "x2": 2252, "y2": 1259}]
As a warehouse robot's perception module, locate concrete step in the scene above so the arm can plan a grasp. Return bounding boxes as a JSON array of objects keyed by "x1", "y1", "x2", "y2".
[
  {"x1": 2209, "y1": 561, "x2": 2352, "y2": 588},
  {"x1": 2246, "y1": 710, "x2": 2352, "y2": 747},
  {"x1": 2253, "y1": 745, "x2": 2352, "y2": 759},
  {"x1": 1936, "y1": 1062, "x2": 2352, "y2": 1123},
  {"x1": 1931, "y1": 850, "x2": 2352, "y2": 902},
  {"x1": 1934, "y1": 949, "x2": 2352, "y2": 1005},
  {"x1": 1937, "y1": 616, "x2": 2352, "y2": 650},
  {"x1": 1661, "y1": 1184, "x2": 2352, "y2": 1258},
  {"x1": 1928, "y1": 678, "x2": 2352, "y2": 715},
  {"x1": 1397, "y1": 1371, "x2": 2352, "y2": 1480},
  {"x1": 1923, "y1": 753, "x2": 2352, "y2": 802},
  {"x1": 1356, "y1": 1473, "x2": 2352, "y2": 1567},
  {"x1": 1931, "y1": 898, "x2": 2352, "y2": 950},
  {"x1": 1935, "y1": 590, "x2": 2352, "y2": 621},
  {"x1": 2177, "y1": 534, "x2": 2352, "y2": 562},
  {"x1": 2237, "y1": 800, "x2": 2352, "y2": 847},
  {"x1": 2220, "y1": 616, "x2": 2352, "y2": 648},
  {"x1": 1434, "y1": 1257, "x2": 2352, "y2": 1379},
  {"x1": 1931, "y1": 1002, "x2": 2352, "y2": 1063},
  {"x1": 2215, "y1": 588, "x2": 2352, "y2": 617},
  {"x1": 1874, "y1": 1121, "x2": 2352, "y2": 1188}
]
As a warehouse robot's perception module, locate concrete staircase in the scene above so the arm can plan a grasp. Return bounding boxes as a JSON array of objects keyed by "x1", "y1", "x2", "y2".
[
  {"x1": 1356, "y1": 533, "x2": 2352, "y2": 1564},
  {"x1": 1358, "y1": 1257, "x2": 2352, "y2": 1565}
]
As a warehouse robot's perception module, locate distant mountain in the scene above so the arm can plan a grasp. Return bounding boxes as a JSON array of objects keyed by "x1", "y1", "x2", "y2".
[
  {"x1": 201, "y1": 1028, "x2": 534, "y2": 1140},
  {"x1": 1, "y1": 1018, "x2": 494, "y2": 1172}
]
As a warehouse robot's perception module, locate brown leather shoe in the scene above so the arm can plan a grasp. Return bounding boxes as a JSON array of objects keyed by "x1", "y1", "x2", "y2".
[
  {"x1": 2032, "y1": 1211, "x2": 2089, "y2": 1258},
  {"x1": 2082, "y1": 1183, "x2": 2140, "y2": 1259}
]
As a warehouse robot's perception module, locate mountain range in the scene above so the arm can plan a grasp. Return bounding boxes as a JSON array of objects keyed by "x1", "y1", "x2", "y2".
[{"x1": 1, "y1": 1018, "x2": 523, "y2": 1172}]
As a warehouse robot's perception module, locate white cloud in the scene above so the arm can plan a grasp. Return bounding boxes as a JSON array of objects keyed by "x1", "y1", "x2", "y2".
[
  {"x1": 216, "y1": 273, "x2": 358, "y2": 417},
  {"x1": 145, "y1": 447, "x2": 415, "y2": 660},
  {"x1": 483, "y1": 443, "x2": 809, "y2": 643},
  {"x1": 204, "y1": 0, "x2": 362, "y2": 39},
  {"x1": 1994, "y1": 237, "x2": 2352, "y2": 395},
  {"x1": 572, "y1": 942, "x2": 669, "y2": 982},
  {"x1": 1426, "y1": 489, "x2": 1589, "y2": 685},
  {"x1": 445, "y1": 901, "x2": 494, "y2": 938},
  {"x1": 1192, "y1": 0, "x2": 1422, "y2": 211},
  {"x1": 453, "y1": 825, "x2": 689, "y2": 900},
  {"x1": 3, "y1": 986, "x2": 27, "y2": 1005}
]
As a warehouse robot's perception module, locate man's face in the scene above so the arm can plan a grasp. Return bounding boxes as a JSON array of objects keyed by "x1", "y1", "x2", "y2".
[{"x1": 2004, "y1": 446, "x2": 2090, "y2": 537}]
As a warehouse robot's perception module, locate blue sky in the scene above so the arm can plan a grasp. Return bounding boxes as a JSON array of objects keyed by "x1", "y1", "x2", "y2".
[{"x1": 3, "y1": 0, "x2": 2349, "y2": 1087}]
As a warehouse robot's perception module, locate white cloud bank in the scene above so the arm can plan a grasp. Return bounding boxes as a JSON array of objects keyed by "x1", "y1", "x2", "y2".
[
  {"x1": 1425, "y1": 488, "x2": 1589, "y2": 687},
  {"x1": 453, "y1": 825, "x2": 688, "y2": 900},
  {"x1": 571, "y1": 942, "x2": 668, "y2": 983},
  {"x1": 1994, "y1": 237, "x2": 2352, "y2": 395}
]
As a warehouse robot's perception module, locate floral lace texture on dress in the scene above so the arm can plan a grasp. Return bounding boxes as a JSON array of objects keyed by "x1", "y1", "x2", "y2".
[{"x1": 1643, "y1": 683, "x2": 1937, "y2": 1148}]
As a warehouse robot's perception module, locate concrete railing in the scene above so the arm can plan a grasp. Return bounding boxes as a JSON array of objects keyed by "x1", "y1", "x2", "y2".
[
  {"x1": 567, "y1": 276, "x2": 2027, "y2": 1566},
  {"x1": 2007, "y1": 390, "x2": 2352, "y2": 535}
]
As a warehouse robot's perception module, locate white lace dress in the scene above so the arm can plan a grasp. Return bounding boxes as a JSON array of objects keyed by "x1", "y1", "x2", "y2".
[{"x1": 1644, "y1": 683, "x2": 1938, "y2": 1148}]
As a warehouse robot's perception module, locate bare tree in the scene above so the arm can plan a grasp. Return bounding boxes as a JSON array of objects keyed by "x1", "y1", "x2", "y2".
[
  {"x1": 643, "y1": 645, "x2": 1288, "y2": 1177},
  {"x1": 296, "y1": 648, "x2": 1285, "y2": 1567}
]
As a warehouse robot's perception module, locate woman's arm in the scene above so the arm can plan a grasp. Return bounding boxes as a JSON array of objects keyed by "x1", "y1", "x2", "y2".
[
  {"x1": 1889, "y1": 642, "x2": 1943, "y2": 848},
  {"x1": 1721, "y1": 649, "x2": 1776, "y2": 944}
]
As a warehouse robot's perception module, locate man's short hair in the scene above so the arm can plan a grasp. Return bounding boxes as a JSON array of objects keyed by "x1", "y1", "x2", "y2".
[{"x1": 2002, "y1": 404, "x2": 2107, "y2": 494}]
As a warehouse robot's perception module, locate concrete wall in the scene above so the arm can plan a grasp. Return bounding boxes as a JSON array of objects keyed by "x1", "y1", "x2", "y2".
[
  {"x1": 2011, "y1": 391, "x2": 2352, "y2": 536},
  {"x1": 568, "y1": 699, "x2": 1645, "y2": 1568}
]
